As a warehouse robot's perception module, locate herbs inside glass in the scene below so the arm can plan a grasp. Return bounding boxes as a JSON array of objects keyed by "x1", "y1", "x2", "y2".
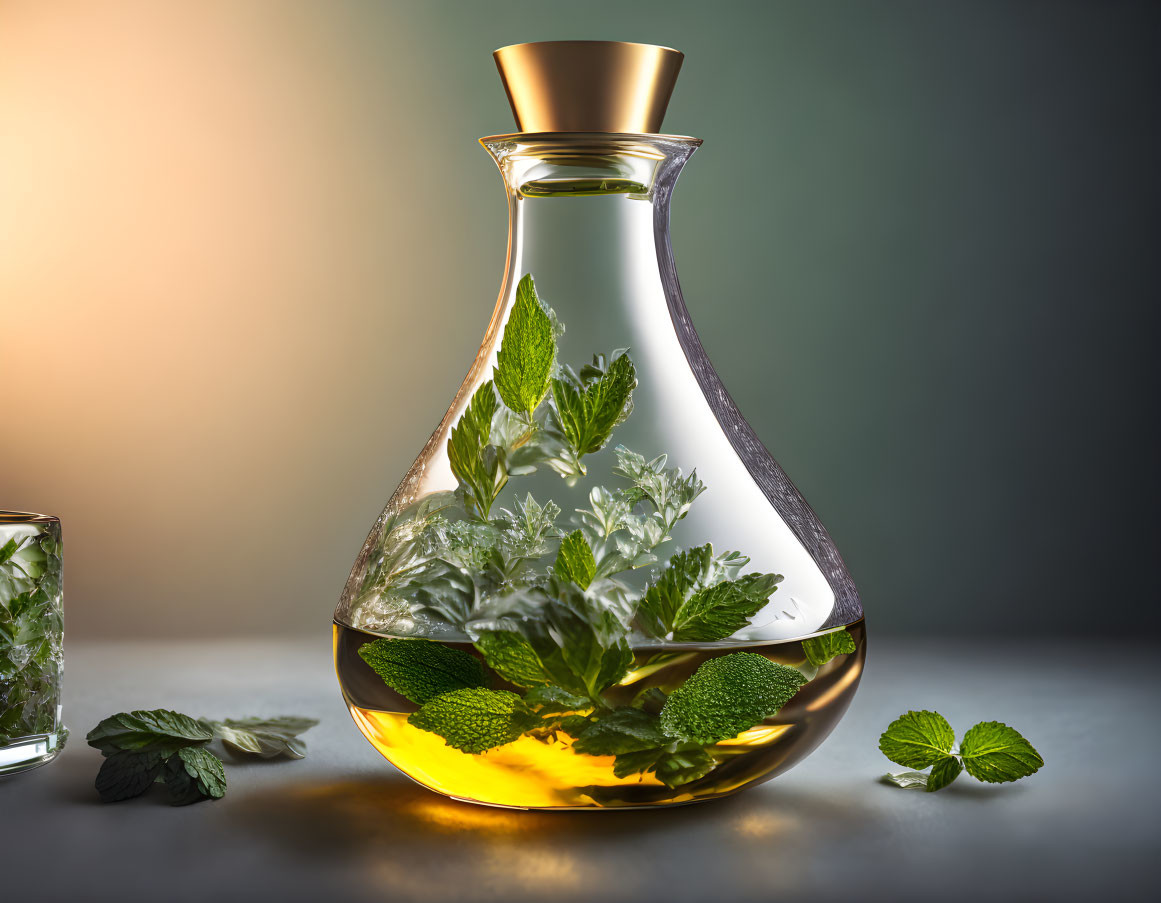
[{"x1": 1, "y1": 511, "x2": 65, "y2": 775}]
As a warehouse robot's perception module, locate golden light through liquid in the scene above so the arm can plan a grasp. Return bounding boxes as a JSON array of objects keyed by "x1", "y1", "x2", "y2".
[{"x1": 334, "y1": 620, "x2": 866, "y2": 809}]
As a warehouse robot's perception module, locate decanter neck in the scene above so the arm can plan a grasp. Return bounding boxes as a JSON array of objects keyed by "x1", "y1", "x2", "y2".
[
  {"x1": 480, "y1": 134, "x2": 699, "y2": 346},
  {"x1": 482, "y1": 133, "x2": 700, "y2": 201}
]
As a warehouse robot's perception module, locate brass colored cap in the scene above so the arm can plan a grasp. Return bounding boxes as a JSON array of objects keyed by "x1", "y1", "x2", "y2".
[{"x1": 493, "y1": 41, "x2": 684, "y2": 134}]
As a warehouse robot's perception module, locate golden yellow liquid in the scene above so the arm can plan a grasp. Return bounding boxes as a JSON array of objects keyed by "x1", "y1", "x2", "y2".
[{"x1": 334, "y1": 619, "x2": 865, "y2": 810}]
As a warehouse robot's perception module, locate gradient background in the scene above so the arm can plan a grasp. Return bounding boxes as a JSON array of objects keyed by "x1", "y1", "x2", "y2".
[{"x1": 1, "y1": 0, "x2": 1156, "y2": 640}]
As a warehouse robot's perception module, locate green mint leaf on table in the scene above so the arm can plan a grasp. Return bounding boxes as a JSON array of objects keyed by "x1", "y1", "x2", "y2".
[
  {"x1": 447, "y1": 380, "x2": 506, "y2": 518},
  {"x1": 877, "y1": 710, "x2": 956, "y2": 770},
  {"x1": 210, "y1": 716, "x2": 320, "y2": 760},
  {"x1": 551, "y1": 352, "x2": 637, "y2": 458},
  {"x1": 95, "y1": 750, "x2": 168, "y2": 803},
  {"x1": 879, "y1": 712, "x2": 1043, "y2": 793},
  {"x1": 494, "y1": 273, "x2": 556, "y2": 416},
  {"x1": 959, "y1": 721, "x2": 1044, "y2": 783},
  {"x1": 358, "y1": 638, "x2": 488, "y2": 706},
  {"x1": 927, "y1": 755, "x2": 964, "y2": 792},
  {"x1": 163, "y1": 747, "x2": 227, "y2": 806},
  {"x1": 636, "y1": 544, "x2": 781, "y2": 642},
  {"x1": 554, "y1": 530, "x2": 596, "y2": 589},
  {"x1": 660, "y1": 653, "x2": 807, "y2": 744},
  {"x1": 801, "y1": 629, "x2": 857, "y2": 667},
  {"x1": 569, "y1": 707, "x2": 671, "y2": 756},
  {"x1": 87, "y1": 708, "x2": 314, "y2": 804},
  {"x1": 86, "y1": 709, "x2": 214, "y2": 756},
  {"x1": 408, "y1": 688, "x2": 540, "y2": 754}
]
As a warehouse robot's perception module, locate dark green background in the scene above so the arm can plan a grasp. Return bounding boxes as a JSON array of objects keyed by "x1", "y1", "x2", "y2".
[
  {"x1": 3, "y1": 1, "x2": 1155, "y2": 638},
  {"x1": 372, "y1": 0, "x2": 1159, "y2": 636}
]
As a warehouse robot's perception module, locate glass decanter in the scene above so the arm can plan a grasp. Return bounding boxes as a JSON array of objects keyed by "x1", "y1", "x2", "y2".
[{"x1": 334, "y1": 41, "x2": 865, "y2": 809}]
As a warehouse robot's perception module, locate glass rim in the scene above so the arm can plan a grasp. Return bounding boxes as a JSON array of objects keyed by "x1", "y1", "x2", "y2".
[{"x1": 0, "y1": 510, "x2": 59, "y2": 524}]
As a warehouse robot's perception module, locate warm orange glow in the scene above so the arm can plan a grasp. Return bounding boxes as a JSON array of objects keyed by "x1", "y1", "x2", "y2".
[
  {"x1": 349, "y1": 705, "x2": 666, "y2": 809},
  {"x1": 0, "y1": 2, "x2": 488, "y2": 636}
]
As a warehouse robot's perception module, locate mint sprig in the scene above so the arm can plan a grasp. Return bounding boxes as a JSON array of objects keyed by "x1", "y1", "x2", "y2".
[
  {"x1": 86, "y1": 708, "x2": 316, "y2": 805},
  {"x1": 879, "y1": 711, "x2": 1043, "y2": 792}
]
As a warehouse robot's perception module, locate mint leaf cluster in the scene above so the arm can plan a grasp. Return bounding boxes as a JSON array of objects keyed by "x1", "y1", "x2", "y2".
[
  {"x1": 358, "y1": 634, "x2": 835, "y2": 789},
  {"x1": 86, "y1": 709, "x2": 317, "y2": 804},
  {"x1": 343, "y1": 270, "x2": 865, "y2": 790},
  {"x1": 879, "y1": 710, "x2": 1044, "y2": 792},
  {"x1": 350, "y1": 272, "x2": 780, "y2": 646}
]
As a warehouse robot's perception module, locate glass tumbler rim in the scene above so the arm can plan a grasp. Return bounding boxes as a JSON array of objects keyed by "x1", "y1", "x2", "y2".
[{"x1": 0, "y1": 510, "x2": 59, "y2": 524}]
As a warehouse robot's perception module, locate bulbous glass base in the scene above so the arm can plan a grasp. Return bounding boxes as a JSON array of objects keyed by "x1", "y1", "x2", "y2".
[{"x1": 335, "y1": 620, "x2": 864, "y2": 810}]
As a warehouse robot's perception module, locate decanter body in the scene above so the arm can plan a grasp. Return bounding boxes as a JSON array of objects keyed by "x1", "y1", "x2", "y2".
[{"x1": 334, "y1": 42, "x2": 864, "y2": 809}]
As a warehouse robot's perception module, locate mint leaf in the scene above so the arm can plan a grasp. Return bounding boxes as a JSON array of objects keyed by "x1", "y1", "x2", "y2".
[
  {"x1": 162, "y1": 747, "x2": 227, "y2": 806},
  {"x1": 94, "y1": 750, "x2": 167, "y2": 802},
  {"x1": 636, "y1": 545, "x2": 714, "y2": 637},
  {"x1": 551, "y1": 352, "x2": 636, "y2": 457},
  {"x1": 474, "y1": 630, "x2": 550, "y2": 687},
  {"x1": 960, "y1": 721, "x2": 1044, "y2": 783},
  {"x1": 612, "y1": 746, "x2": 715, "y2": 788},
  {"x1": 494, "y1": 274, "x2": 555, "y2": 416},
  {"x1": 801, "y1": 629, "x2": 857, "y2": 667},
  {"x1": 211, "y1": 716, "x2": 319, "y2": 760},
  {"x1": 447, "y1": 381, "x2": 506, "y2": 518},
  {"x1": 927, "y1": 755, "x2": 964, "y2": 792},
  {"x1": 473, "y1": 583, "x2": 633, "y2": 700},
  {"x1": 652, "y1": 748, "x2": 715, "y2": 787},
  {"x1": 522, "y1": 685, "x2": 591, "y2": 714},
  {"x1": 554, "y1": 530, "x2": 596, "y2": 589},
  {"x1": 87, "y1": 708, "x2": 313, "y2": 805},
  {"x1": 880, "y1": 714, "x2": 1043, "y2": 793},
  {"x1": 408, "y1": 688, "x2": 539, "y2": 754},
  {"x1": 637, "y1": 545, "x2": 780, "y2": 641},
  {"x1": 86, "y1": 709, "x2": 214, "y2": 757},
  {"x1": 570, "y1": 707, "x2": 671, "y2": 756},
  {"x1": 660, "y1": 653, "x2": 807, "y2": 744},
  {"x1": 877, "y1": 710, "x2": 956, "y2": 770},
  {"x1": 359, "y1": 638, "x2": 489, "y2": 705},
  {"x1": 671, "y1": 574, "x2": 780, "y2": 642}
]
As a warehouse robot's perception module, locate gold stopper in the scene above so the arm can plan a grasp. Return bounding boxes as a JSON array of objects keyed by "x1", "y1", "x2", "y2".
[{"x1": 493, "y1": 41, "x2": 684, "y2": 134}]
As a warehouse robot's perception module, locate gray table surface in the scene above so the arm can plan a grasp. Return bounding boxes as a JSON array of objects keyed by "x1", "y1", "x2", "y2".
[{"x1": 1, "y1": 636, "x2": 1156, "y2": 902}]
